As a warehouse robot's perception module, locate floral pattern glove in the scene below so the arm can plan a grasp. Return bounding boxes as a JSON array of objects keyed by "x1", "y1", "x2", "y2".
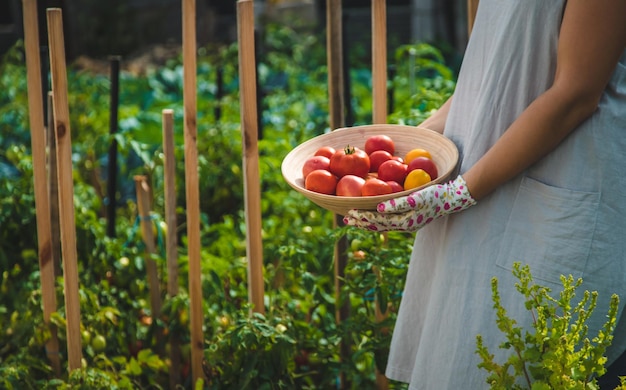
[{"x1": 343, "y1": 175, "x2": 477, "y2": 232}]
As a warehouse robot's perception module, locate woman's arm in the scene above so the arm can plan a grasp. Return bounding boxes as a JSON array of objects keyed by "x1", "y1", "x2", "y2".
[{"x1": 463, "y1": 0, "x2": 626, "y2": 201}]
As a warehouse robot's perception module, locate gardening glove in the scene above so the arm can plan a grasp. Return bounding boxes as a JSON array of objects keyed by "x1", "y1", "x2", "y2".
[{"x1": 343, "y1": 175, "x2": 476, "y2": 232}]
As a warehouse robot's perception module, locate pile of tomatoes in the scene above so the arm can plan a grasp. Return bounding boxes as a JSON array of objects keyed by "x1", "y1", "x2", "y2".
[{"x1": 302, "y1": 134, "x2": 438, "y2": 196}]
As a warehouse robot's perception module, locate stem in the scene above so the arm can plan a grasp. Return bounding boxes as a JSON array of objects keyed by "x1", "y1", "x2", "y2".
[
  {"x1": 515, "y1": 348, "x2": 533, "y2": 388},
  {"x1": 529, "y1": 292, "x2": 541, "y2": 324}
]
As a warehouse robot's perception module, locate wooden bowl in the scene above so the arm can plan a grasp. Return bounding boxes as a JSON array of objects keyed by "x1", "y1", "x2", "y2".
[{"x1": 281, "y1": 124, "x2": 459, "y2": 216}]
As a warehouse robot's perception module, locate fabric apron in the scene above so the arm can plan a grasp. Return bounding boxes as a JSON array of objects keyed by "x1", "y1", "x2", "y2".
[{"x1": 385, "y1": 1, "x2": 626, "y2": 388}]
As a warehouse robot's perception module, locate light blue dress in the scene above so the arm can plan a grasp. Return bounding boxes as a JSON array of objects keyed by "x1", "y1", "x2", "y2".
[{"x1": 385, "y1": 1, "x2": 626, "y2": 388}]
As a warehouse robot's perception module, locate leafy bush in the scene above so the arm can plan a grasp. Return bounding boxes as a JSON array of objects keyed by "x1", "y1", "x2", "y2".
[{"x1": 476, "y1": 262, "x2": 620, "y2": 389}]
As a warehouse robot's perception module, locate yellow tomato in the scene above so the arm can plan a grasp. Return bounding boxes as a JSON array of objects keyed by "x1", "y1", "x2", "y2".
[
  {"x1": 404, "y1": 148, "x2": 432, "y2": 165},
  {"x1": 404, "y1": 169, "x2": 432, "y2": 190}
]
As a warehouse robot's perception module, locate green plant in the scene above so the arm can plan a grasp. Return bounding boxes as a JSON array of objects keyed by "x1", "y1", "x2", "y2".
[
  {"x1": 1, "y1": 21, "x2": 455, "y2": 387},
  {"x1": 204, "y1": 311, "x2": 298, "y2": 389},
  {"x1": 476, "y1": 262, "x2": 619, "y2": 389},
  {"x1": 388, "y1": 43, "x2": 455, "y2": 126}
]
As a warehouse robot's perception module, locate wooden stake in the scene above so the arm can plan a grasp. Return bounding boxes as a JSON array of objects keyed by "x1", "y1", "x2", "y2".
[
  {"x1": 327, "y1": 1, "x2": 351, "y2": 388},
  {"x1": 22, "y1": 0, "x2": 60, "y2": 376},
  {"x1": 372, "y1": 0, "x2": 387, "y2": 124},
  {"x1": 236, "y1": 0, "x2": 266, "y2": 316},
  {"x1": 467, "y1": 0, "x2": 479, "y2": 36},
  {"x1": 106, "y1": 56, "x2": 121, "y2": 238},
  {"x1": 162, "y1": 109, "x2": 181, "y2": 387},
  {"x1": 327, "y1": 0, "x2": 348, "y2": 324},
  {"x1": 373, "y1": 264, "x2": 390, "y2": 389},
  {"x1": 47, "y1": 93, "x2": 62, "y2": 280},
  {"x1": 45, "y1": 92, "x2": 64, "y2": 371},
  {"x1": 372, "y1": 3, "x2": 390, "y2": 387},
  {"x1": 162, "y1": 109, "x2": 179, "y2": 300},
  {"x1": 182, "y1": 0, "x2": 204, "y2": 384},
  {"x1": 327, "y1": 0, "x2": 345, "y2": 129},
  {"x1": 46, "y1": 7, "x2": 83, "y2": 371},
  {"x1": 133, "y1": 176, "x2": 162, "y2": 321}
]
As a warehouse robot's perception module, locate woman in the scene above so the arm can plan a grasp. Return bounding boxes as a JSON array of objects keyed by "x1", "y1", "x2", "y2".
[{"x1": 345, "y1": 0, "x2": 626, "y2": 388}]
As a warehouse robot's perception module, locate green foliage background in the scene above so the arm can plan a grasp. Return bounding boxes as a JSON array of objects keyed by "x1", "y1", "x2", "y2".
[{"x1": 0, "y1": 24, "x2": 454, "y2": 389}]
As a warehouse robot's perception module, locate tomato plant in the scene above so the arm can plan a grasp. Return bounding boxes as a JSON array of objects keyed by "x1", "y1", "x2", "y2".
[{"x1": 91, "y1": 334, "x2": 107, "y2": 352}]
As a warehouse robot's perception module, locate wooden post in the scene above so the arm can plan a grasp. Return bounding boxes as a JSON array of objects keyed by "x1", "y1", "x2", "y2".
[
  {"x1": 47, "y1": 93, "x2": 62, "y2": 279},
  {"x1": 467, "y1": 0, "x2": 479, "y2": 36},
  {"x1": 46, "y1": 7, "x2": 83, "y2": 371},
  {"x1": 107, "y1": 56, "x2": 121, "y2": 238},
  {"x1": 327, "y1": 0, "x2": 345, "y2": 129},
  {"x1": 162, "y1": 109, "x2": 179, "y2": 305},
  {"x1": 372, "y1": 2, "x2": 390, "y2": 387},
  {"x1": 162, "y1": 109, "x2": 181, "y2": 387},
  {"x1": 372, "y1": 0, "x2": 387, "y2": 124},
  {"x1": 133, "y1": 176, "x2": 162, "y2": 322},
  {"x1": 327, "y1": 1, "x2": 351, "y2": 388},
  {"x1": 374, "y1": 263, "x2": 390, "y2": 389},
  {"x1": 236, "y1": 0, "x2": 265, "y2": 315},
  {"x1": 327, "y1": 0, "x2": 347, "y2": 325},
  {"x1": 181, "y1": 0, "x2": 204, "y2": 384},
  {"x1": 22, "y1": 0, "x2": 61, "y2": 376}
]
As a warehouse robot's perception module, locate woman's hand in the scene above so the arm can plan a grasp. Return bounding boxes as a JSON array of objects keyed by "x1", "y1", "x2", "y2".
[{"x1": 343, "y1": 175, "x2": 476, "y2": 232}]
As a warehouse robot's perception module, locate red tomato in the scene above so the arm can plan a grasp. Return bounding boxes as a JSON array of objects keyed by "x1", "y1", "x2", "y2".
[
  {"x1": 362, "y1": 178, "x2": 393, "y2": 196},
  {"x1": 391, "y1": 156, "x2": 404, "y2": 163},
  {"x1": 386, "y1": 181, "x2": 404, "y2": 193},
  {"x1": 314, "y1": 146, "x2": 336, "y2": 159},
  {"x1": 305, "y1": 169, "x2": 337, "y2": 195},
  {"x1": 329, "y1": 146, "x2": 370, "y2": 178},
  {"x1": 407, "y1": 157, "x2": 438, "y2": 180},
  {"x1": 368, "y1": 150, "x2": 393, "y2": 172},
  {"x1": 377, "y1": 160, "x2": 408, "y2": 185},
  {"x1": 336, "y1": 175, "x2": 366, "y2": 196},
  {"x1": 302, "y1": 156, "x2": 331, "y2": 178},
  {"x1": 364, "y1": 135, "x2": 395, "y2": 155}
]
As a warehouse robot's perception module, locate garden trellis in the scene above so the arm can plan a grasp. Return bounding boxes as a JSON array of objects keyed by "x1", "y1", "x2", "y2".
[{"x1": 21, "y1": 0, "x2": 478, "y2": 387}]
